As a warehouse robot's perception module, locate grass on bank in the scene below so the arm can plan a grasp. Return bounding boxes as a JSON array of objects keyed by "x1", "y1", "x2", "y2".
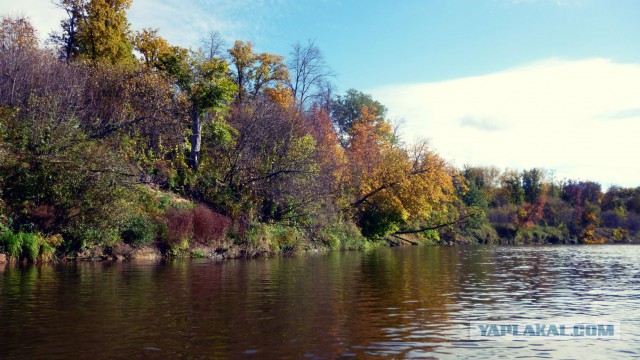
[{"x1": 0, "y1": 227, "x2": 61, "y2": 262}]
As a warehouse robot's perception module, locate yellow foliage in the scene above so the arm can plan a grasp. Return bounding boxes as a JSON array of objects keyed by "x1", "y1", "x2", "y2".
[
  {"x1": 133, "y1": 28, "x2": 170, "y2": 67},
  {"x1": 582, "y1": 237, "x2": 606, "y2": 244},
  {"x1": 346, "y1": 105, "x2": 456, "y2": 231},
  {"x1": 266, "y1": 85, "x2": 296, "y2": 109},
  {"x1": 47, "y1": 234, "x2": 64, "y2": 247}
]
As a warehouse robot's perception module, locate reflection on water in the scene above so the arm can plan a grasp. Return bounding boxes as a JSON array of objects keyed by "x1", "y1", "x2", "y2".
[{"x1": 1, "y1": 246, "x2": 640, "y2": 359}]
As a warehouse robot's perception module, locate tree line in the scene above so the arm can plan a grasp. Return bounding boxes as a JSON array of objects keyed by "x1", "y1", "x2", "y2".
[{"x1": 0, "y1": 2, "x2": 638, "y2": 261}]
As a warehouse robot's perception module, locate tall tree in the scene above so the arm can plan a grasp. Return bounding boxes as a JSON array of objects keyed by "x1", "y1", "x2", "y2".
[
  {"x1": 50, "y1": 0, "x2": 83, "y2": 62},
  {"x1": 331, "y1": 89, "x2": 387, "y2": 145},
  {"x1": 51, "y1": 0, "x2": 134, "y2": 65},
  {"x1": 0, "y1": 16, "x2": 43, "y2": 107},
  {"x1": 157, "y1": 47, "x2": 236, "y2": 171},
  {"x1": 342, "y1": 105, "x2": 456, "y2": 240},
  {"x1": 0, "y1": 45, "x2": 131, "y2": 245},
  {"x1": 286, "y1": 40, "x2": 334, "y2": 111},
  {"x1": 200, "y1": 31, "x2": 226, "y2": 60},
  {"x1": 0, "y1": 15, "x2": 38, "y2": 51},
  {"x1": 501, "y1": 170, "x2": 524, "y2": 205},
  {"x1": 228, "y1": 40, "x2": 288, "y2": 103},
  {"x1": 522, "y1": 168, "x2": 544, "y2": 204},
  {"x1": 132, "y1": 28, "x2": 169, "y2": 68}
]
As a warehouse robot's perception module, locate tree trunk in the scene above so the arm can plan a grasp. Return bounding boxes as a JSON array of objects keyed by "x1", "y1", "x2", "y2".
[{"x1": 190, "y1": 105, "x2": 201, "y2": 171}]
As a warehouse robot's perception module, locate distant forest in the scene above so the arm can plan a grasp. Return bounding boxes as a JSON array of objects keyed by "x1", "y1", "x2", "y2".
[{"x1": 1, "y1": 1, "x2": 639, "y2": 262}]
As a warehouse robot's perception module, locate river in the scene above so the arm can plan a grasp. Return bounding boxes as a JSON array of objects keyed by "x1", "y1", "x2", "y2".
[{"x1": 1, "y1": 245, "x2": 639, "y2": 359}]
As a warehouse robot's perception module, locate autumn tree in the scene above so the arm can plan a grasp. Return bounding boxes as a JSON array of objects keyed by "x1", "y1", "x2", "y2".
[
  {"x1": 515, "y1": 197, "x2": 546, "y2": 231},
  {"x1": 198, "y1": 91, "x2": 319, "y2": 222},
  {"x1": 341, "y1": 103, "x2": 457, "y2": 241},
  {"x1": 501, "y1": 170, "x2": 524, "y2": 205},
  {"x1": 0, "y1": 15, "x2": 38, "y2": 51},
  {"x1": 132, "y1": 28, "x2": 170, "y2": 68},
  {"x1": 51, "y1": 0, "x2": 134, "y2": 65},
  {"x1": 0, "y1": 45, "x2": 132, "y2": 246},
  {"x1": 228, "y1": 40, "x2": 289, "y2": 103},
  {"x1": 0, "y1": 16, "x2": 41, "y2": 107},
  {"x1": 331, "y1": 89, "x2": 387, "y2": 144},
  {"x1": 305, "y1": 105, "x2": 345, "y2": 191},
  {"x1": 463, "y1": 165, "x2": 500, "y2": 191},
  {"x1": 561, "y1": 180, "x2": 602, "y2": 207}
]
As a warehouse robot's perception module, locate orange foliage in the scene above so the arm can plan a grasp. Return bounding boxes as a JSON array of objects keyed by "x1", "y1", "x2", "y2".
[
  {"x1": 516, "y1": 197, "x2": 546, "y2": 230},
  {"x1": 266, "y1": 84, "x2": 296, "y2": 109},
  {"x1": 344, "y1": 105, "x2": 456, "y2": 230}
]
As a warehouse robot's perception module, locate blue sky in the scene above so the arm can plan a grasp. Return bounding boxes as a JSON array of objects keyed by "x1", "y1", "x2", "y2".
[{"x1": 2, "y1": 0, "x2": 640, "y2": 187}]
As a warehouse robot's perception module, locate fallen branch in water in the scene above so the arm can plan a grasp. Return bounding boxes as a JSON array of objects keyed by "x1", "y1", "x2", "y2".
[{"x1": 391, "y1": 212, "x2": 478, "y2": 237}]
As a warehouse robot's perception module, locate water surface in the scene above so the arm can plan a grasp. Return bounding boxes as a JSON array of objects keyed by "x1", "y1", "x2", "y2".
[{"x1": 1, "y1": 245, "x2": 639, "y2": 358}]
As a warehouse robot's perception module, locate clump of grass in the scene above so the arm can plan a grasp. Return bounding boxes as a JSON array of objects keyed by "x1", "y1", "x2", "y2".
[
  {"x1": 1, "y1": 229, "x2": 22, "y2": 257},
  {"x1": 0, "y1": 229, "x2": 60, "y2": 262},
  {"x1": 190, "y1": 249, "x2": 206, "y2": 258},
  {"x1": 21, "y1": 233, "x2": 40, "y2": 261}
]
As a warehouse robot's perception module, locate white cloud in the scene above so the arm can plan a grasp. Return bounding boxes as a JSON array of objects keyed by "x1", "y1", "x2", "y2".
[
  {"x1": 370, "y1": 58, "x2": 640, "y2": 188},
  {"x1": 0, "y1": 0, "x2": 65, "y2": 43},
  {"x1": 128, "y1": 0, "x2": 290, "y2": 48},
  {"x1": 0, "y1": 0, "x2": 287, "y2": 49}
]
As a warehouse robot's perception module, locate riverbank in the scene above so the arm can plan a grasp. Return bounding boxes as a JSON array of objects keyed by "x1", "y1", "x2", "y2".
[
  {"x1": 0, "y1": 221, "x2": 388, "y2": 264},
  {"x1": 2, "y1": 231, "x2": 638, "y2": 266}
]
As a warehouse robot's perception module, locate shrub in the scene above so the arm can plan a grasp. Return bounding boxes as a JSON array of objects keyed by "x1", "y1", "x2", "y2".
[
  {"x1": 612, "y1": 227, "x2": 629, "y2": 242},
  {"x1": 317, "y1": 221, "x2": 377, "y2": 250},
  {"x1": 493, "y1": 223, "x2": 516, "y2": 240},
  {"x1": 29, "y1": 204, "x2": 56, "y2": 231},
  {"x1": 235, "y1": 223, "x2": 306, "y2": 256},
  {"x1": 238, "y1": 223, "x2": 271, "y2": 257},
  {"x1": 271, "y1": 225, "x2": 302, "y2": 254},
  {"x1": 487, "y1": 204, "x2": 517, "y2": 224},
  {"x1": 39, "y1": 241, "x2": 56, "y2": 261},
  {"x1": 192, "y1": 204, "x2": 231, "y2": 246},
  {"x1": 514, "y1": 225, "x2": 569, "y2": 244},
  {"x1": 121, "y1": 214, "x2": 157, "y2": 247},
  {"x1": 190, "y1": 249, "x2": 206, "y2": 258},
  {"x1": 601, "y1": 210, "x2": 624, "y2": 228},
  {"x1": 626, "y1": 212, "x2": 640, "y2": 232},
  {"x1": 464, "y1": 223, "x2": 500, "y2": 244},
  {"x1": 163, "y1": 207, "x2": 193, "y2": 254}
]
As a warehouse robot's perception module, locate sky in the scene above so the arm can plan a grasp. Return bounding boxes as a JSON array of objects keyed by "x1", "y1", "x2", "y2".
[{"x1": 2, "y1": 0, "x2": 640, "y2": 187}]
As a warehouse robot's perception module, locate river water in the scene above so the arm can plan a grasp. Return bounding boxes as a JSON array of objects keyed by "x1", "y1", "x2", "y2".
[{"x1": 1, "y1": 245, "x2": 639, "y2": 359}]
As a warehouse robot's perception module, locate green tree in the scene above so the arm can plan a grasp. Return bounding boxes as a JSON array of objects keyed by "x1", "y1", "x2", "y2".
[
  {"x1": 50, "y1": 0, "x2": 83, "y2": 62},
  {"x1": 52, "y1": 0, "x2": 134, "y2": 65},
  {"x1": 522, "y1": 168, "x2": 544, "y2": 204},
  {"x1": 331, "y1": 89, "x2": 387, "y2": 143},
  {"x1": 501, "y1": 171, "x2": 524, "y2": 205},
  {"x1": 157, "y1": 47, "x2": 237, "y2": 171}
]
